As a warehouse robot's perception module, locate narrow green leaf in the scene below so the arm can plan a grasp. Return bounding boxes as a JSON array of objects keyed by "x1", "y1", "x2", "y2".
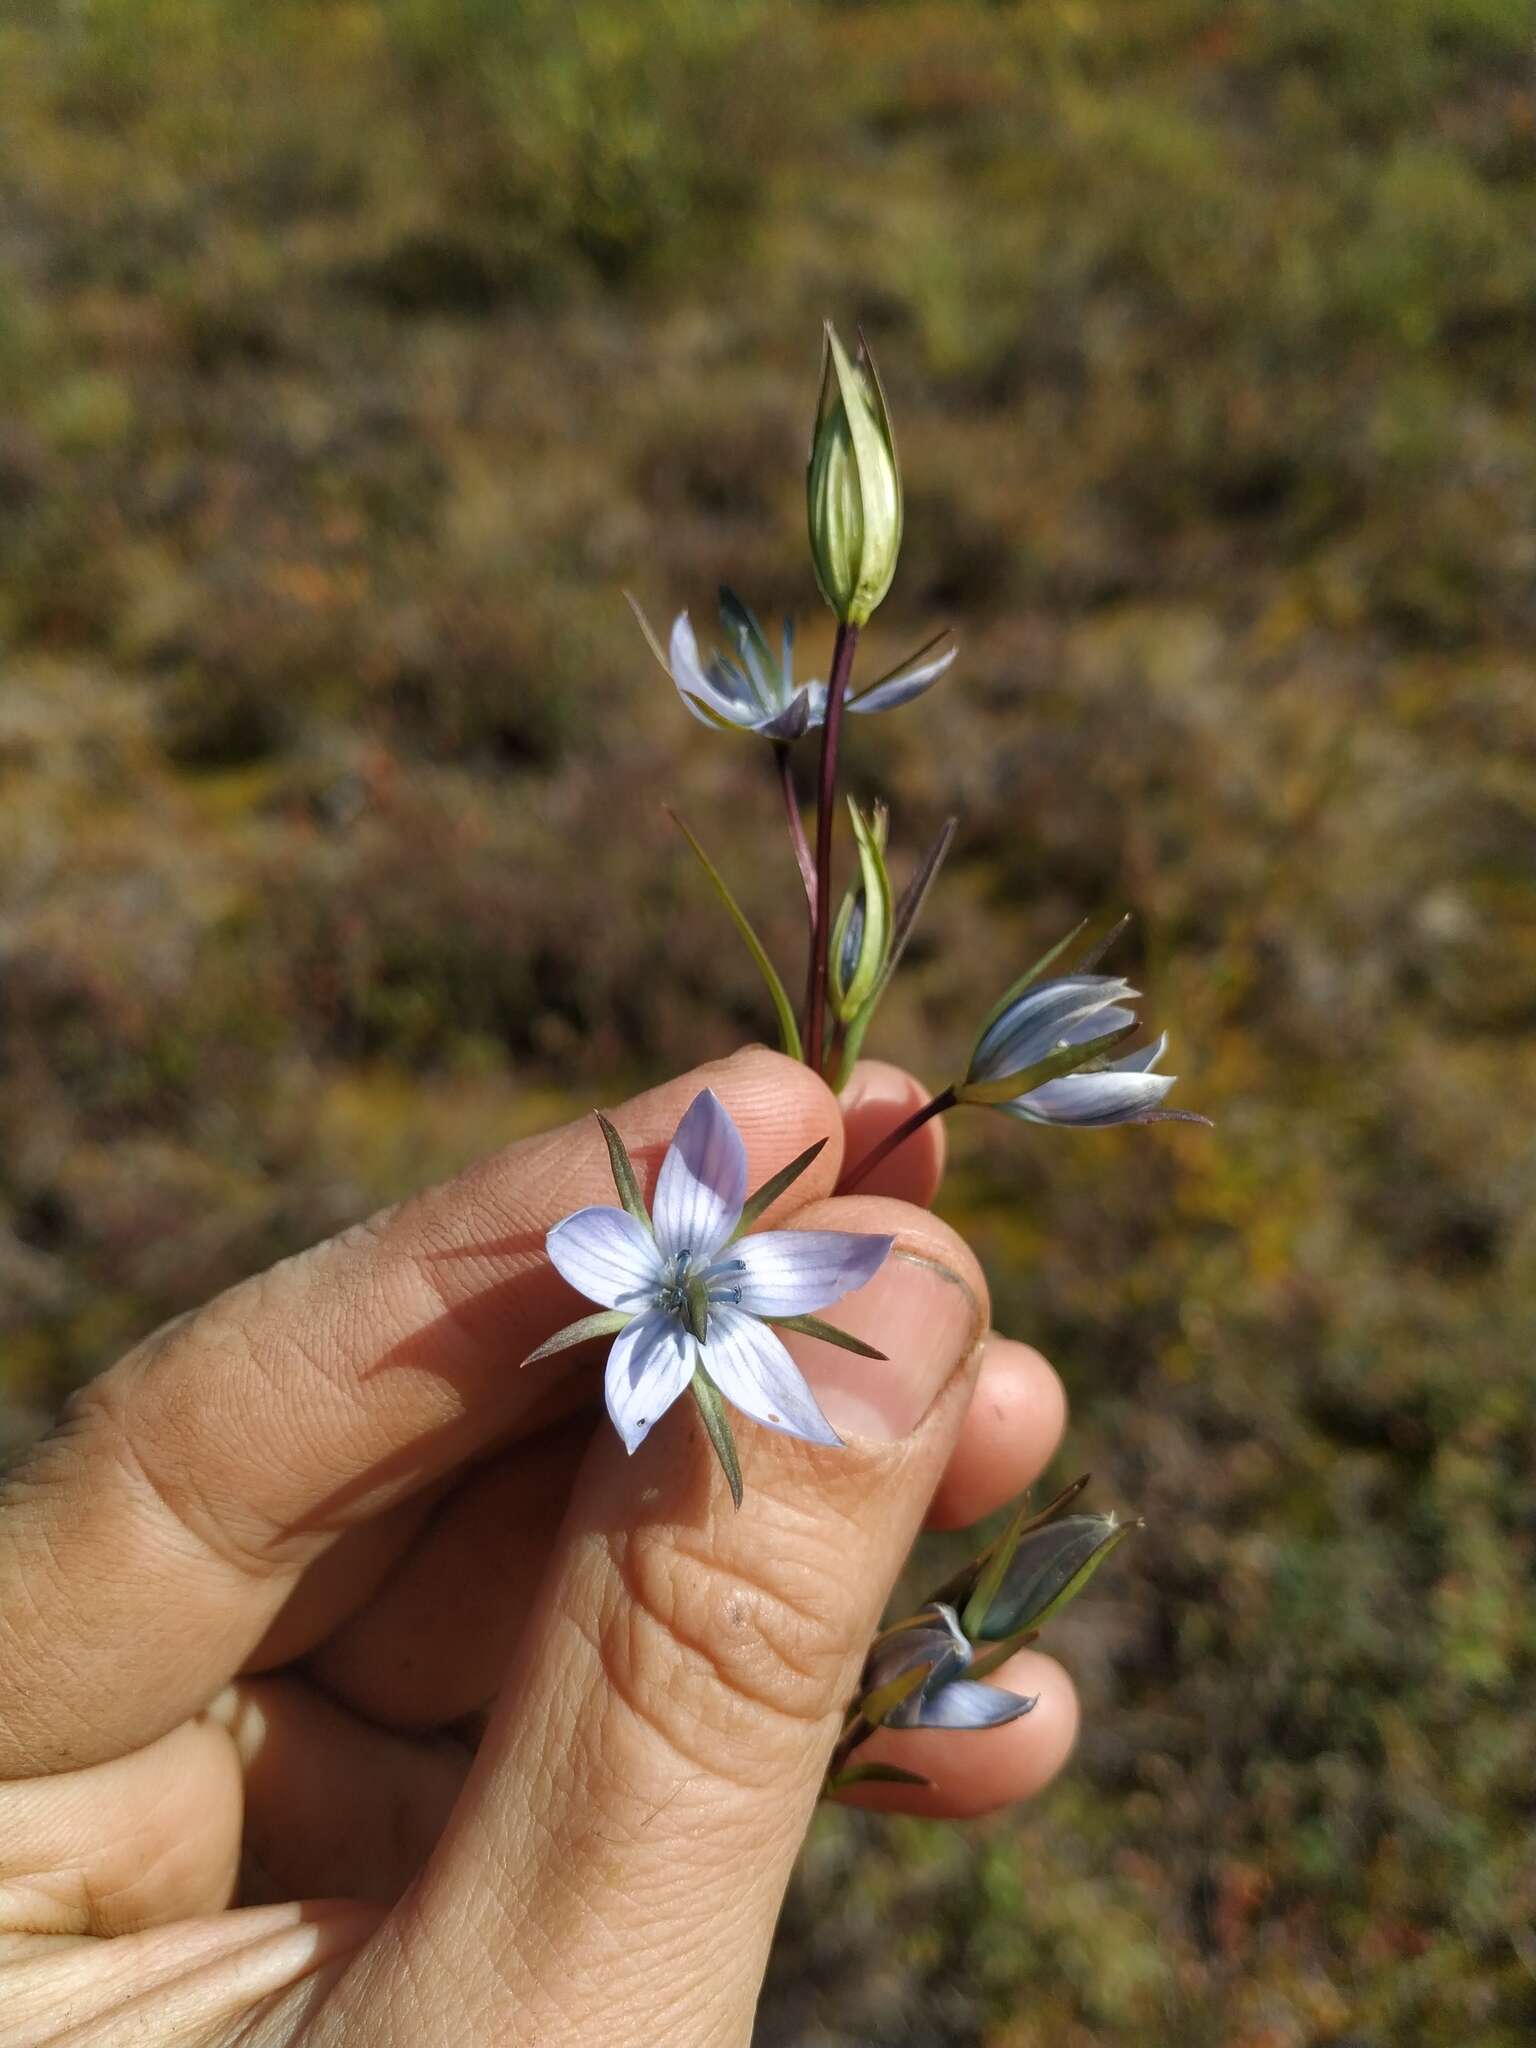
[
  {"x1": 522, "y1": 1310, "x2": 631, "y2": 1368},
  {"x1": 689, "y1": 1365, "x2": 744, "y2": 1510},
  {"x1": 770, "y1": 1313, "x2": 887, "y2": 1361},
  {"x1": 954, "y1": 1020, "x2": 1137, "y2": 1108},
  {"x1": 827, "y1": 1761, "x2": 933, "y2": 1794},
  {"x1": 731, "y1": 1138, "x2": 828, "y2": 1240},
  {"x1": 859, "y1": 1659, "x2": 931, "y2": 1727},
  {"x1": 965, "y1": 1521, "x2": 1139, "y2": 1679},
  {"x1": 666, "y1": 808, "x2": 803, "y2": 1062},
  {"x1": 594, "y1": 1112, "x2": 651, "y2": 1229}
]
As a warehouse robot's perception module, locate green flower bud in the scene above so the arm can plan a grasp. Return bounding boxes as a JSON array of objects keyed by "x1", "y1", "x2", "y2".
[
  {"x1": 807, "y1": 323, "x2": 903, "y2": 627},
  {"x1": 829, "y1": 799, "x2": 892, "y2": 1024}
]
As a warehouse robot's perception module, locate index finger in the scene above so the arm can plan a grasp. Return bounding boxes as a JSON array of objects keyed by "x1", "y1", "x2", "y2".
[{"x1": 0, "y1": 1048, "x2": 841, "y2": 1778}]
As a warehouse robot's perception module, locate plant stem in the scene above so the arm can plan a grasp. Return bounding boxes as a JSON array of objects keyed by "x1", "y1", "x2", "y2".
[
  {"x1": 804, "y1": 620, "x2": 859, "y2": 1073},
  {"x1": 839, "y1": 1084, "x2": 958, "y2": 1192},
  {"x1": 775, "y1": 742, "x2": 817, "y2": 925}
]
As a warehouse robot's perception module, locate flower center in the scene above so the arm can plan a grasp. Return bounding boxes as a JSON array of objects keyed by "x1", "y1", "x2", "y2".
[{"x1": 655, "y1": 1250, "x2": 747, "y2": 1341}]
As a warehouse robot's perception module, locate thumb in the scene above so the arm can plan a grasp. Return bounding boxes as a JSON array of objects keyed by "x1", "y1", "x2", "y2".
[{"x1": 315, "y1": 1198, "x2": 986, "y2": 2048}]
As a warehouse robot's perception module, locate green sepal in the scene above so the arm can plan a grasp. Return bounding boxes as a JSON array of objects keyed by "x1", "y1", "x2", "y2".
[
  {"x1": 858, "y1": 1658, "x2": 932, "y2": 1727},
  {"x1": 521, "y1": 1310, "x2": 632, "y2": 1368},
  {"x1": 689, "y1": 1363, "x2": 744, "y2": 1510},
  {"x1": 769, "y1": 1313, "x2": 887, "y2": 1361},
  {"x1": 730, "y1": 1137, "x2": 828, "y2": 1241},
  {"x1": 954, "y1": 1020, "x2": 1137, "y2": 1108},
  {"x1": 594, "y1": 1112, "x2": 652, "y2": 1230},
  {"x1": 666, "y1": 807, "x2": 803, "y2": 1062},
  {"x1": 827, "y1": 1761, "x2": 933, "y2": 1794},
  {"x1": 924, "y1": 1474, "x2": 1092, "y2": 1613}
]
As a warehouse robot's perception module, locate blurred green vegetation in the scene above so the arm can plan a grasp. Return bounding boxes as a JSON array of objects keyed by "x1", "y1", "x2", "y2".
[{"x1": 2, "y1": 1, "x2": 1534, "y2": 2040}]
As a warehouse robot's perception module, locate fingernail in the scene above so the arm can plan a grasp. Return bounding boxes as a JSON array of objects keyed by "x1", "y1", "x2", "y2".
[{"x1": 791, "y1": 1249, "x2": 983, "y2": 1442}]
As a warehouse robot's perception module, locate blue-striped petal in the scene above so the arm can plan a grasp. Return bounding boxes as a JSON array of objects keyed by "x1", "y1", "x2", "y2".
[
  {"x1": 700, "y1": 1305, "x2": 841, "y2": 1447},
  {"x1": 546, "y1": 1207, "x2": 662, "y2": 1309},
  {"x1": 605, "y1": 1309, "x2": 695, "y2": 1453},
  {"x1": 652, "y1": 1088, "x2": 748, "y2": 1261},
  {"x1": 725, "y1": 1230, "x2": 892, "y2": 1317}
]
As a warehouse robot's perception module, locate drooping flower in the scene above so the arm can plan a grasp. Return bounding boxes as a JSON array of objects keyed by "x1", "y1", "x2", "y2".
[
  {"x1": 628, "y1": 586, "x2": 954, "y2": 743},
  {"x1": 535, "y1": 1090, "x2": 892, "y2": 1493},
  {"x1": 963, "y1": 973, "x2": 1192, "y2": 1127},
  {"x1": 858, "y1": 1602, "x2": 1035, "y2": 1731}
]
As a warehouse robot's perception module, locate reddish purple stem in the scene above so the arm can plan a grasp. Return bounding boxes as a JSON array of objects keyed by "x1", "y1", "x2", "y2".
[{"x1": 804, "y1": 621, "x2": 859, "y2": 1074}]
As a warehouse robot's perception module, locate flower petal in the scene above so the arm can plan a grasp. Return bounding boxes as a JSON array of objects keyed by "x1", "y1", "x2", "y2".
[
  {"x1": 968, "y1": 975, "x2": 1135, "y2": 1084},
  {"x1": 700, "y1": 1305, "x2": 841, "y2": 1447},
  {"x1": 904, "y1": 1679, "x2": 1037, "y2": 1730},
  {"x1": 725, "y1": 1229, "x2": 893, "y2": 1316},
  {"x1": 848, "y1": 637, "x2": 957, "y2": 715},
  {"x1": 752, "y1": 690, "x2": 815, "y2": 742},
  {"x1": 546, "y1": 1206, "x2": 662, "y2": 1309},
  {"x1": 604, "y1": 1309, "x2": 695, "y2": 1454},
  {"x1": 652, "y1": 1088, "x2": 748, "y2": 1260},
  {"x1": 1003, "y1": 1066, "x2": 1177, "y2": 1127},
  {"x1": 669, "y1": 613, "x2": 755, "y2": 727}
]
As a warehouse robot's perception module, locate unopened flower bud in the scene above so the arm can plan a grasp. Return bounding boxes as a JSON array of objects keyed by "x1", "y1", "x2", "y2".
[{"x1": 807, "y1": 324, "x2": 903, "y2": 627}]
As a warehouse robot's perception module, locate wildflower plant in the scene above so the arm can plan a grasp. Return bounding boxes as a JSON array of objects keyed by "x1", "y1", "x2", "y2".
[{"x1": 538, "y1": 322, "x2": 1209, "y2": 1788}]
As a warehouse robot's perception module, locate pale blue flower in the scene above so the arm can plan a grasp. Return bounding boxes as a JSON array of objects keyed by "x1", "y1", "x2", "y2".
[
  {"x1": 546, "y1": 1089, "x2": 892, "y2": 1455},
  {"x1": 629, "y1": 587, "x2": 955, "y2": 742},
  {"x1": 967, "y1": 973, "x2": 1186, "y2": 1127},
  {"x1": 861, "y1": 1602, "x2": 1035, "y2": 1731}
]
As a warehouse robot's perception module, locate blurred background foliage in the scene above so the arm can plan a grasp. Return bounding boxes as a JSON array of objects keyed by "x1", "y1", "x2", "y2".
[{"x1": 2, "y1": 0, "x2": 1534, "y2": 2040}]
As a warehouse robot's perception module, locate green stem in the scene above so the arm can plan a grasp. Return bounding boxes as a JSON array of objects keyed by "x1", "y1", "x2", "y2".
[{"x1": 804, "y1": 621, "x2": 859, "y2": 1074}]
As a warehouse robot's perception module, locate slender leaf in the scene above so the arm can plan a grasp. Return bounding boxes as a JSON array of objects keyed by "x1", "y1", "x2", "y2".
[
  {"x1": 666, "y1": 808, "x2": 803, "y2": 1061},
  {"x1": 770, "y1": 1313, "x2": 888, "y2": 1361},
  {"x1": 594, "y1": 1112, "x2": 651, "y2": 1229},
  {"x1": 731, "y1": 1138, "x2": 828, "y2": 1241},
  {"x1": 954, "y1": 1020, "x2": 1137, "y2": 1108},
  {"x1": 689, "y1": 1364, "x2": 743, "y2": 1510},
  {"x1": 522, "y1": 1310, "x2": 632, "y2": 1368}
]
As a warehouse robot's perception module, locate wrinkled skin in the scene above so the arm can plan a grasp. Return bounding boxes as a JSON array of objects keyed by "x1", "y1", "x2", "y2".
[{"x1": 0, "y1": 1051, "x2": 1077, "y2": 2047}]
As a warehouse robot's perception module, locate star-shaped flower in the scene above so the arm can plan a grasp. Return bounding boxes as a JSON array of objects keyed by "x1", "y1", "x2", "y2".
[
  {"x1": 628, "y1": 587, "x2": 955, "y2": 742},
  {"x1": 530, "y1": 1090, "x2": 893, "y2": 1502}
]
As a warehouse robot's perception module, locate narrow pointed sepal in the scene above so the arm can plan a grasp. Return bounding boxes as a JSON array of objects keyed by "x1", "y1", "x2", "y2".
[
  {"x1": 731, "y1": 1137, "x2": 829, "y2": 1240},
  {"x1": 521, "y1": 1310, "x2": 634, "y2": 1368},
  {"x1": 689, "y1": 1363, "x2": 744, "y2": 1510},
  {"x1": 825, "y1": 1761, "x2": 934, "y2": 1796},
  {"x1": 768, "y1": 1313, "x2": 888, "y2": 1360},
  {"x1": 594, "y1": 1112, "x2": 652, "y2": 1229},
  {"x1": 954, "y1": 1020, "x2": 1138, "y2": 1107}
]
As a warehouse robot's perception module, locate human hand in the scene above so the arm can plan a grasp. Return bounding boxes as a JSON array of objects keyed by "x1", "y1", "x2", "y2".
[{"x1": 0, "y1": 1048, "x2": 1075, "y2": 2047}]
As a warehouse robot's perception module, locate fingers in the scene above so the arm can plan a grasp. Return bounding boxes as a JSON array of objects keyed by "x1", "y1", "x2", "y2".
[
  {"x1": 839, "y1": 1060, "x2": 947, "y2": 1204},
  {"x1": 0, "y1": 1047, "x2": 843, "y2": 1778},
  {"x1": 831, "y1": 1649, "x2": 1081, "y2": 1819},
  {"x1": 927, "y1": 1337, "x2": 1068, "y2": 1530},
  {"x1": 300, "y1": 1348, "x2": 1062, "y2": 1735},
  {"x1": 310, "y1": 1198, "x2": 990, "y2": 2048}
]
